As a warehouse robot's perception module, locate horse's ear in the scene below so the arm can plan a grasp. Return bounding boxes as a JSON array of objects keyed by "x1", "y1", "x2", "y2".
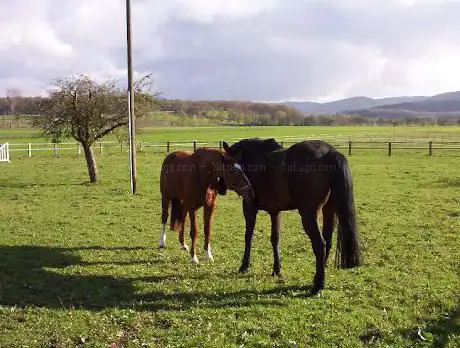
[{"x1": 222, "y1": 141, "x2": 230, "y2": 152}]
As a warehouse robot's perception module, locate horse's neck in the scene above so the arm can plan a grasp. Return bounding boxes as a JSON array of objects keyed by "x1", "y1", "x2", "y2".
[{"x1": 245, "y1": 150, "x2": 292, "y2": 209}]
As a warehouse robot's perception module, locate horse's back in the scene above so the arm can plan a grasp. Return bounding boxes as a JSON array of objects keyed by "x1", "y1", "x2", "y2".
[
  {"x1": 286, "y1": 140, "x2": 335, "y2": 160},
  {"x1": 160, "y1": 151, "x2": 194, "y2": 199},
  {"x1": 284, "y1": 140, "x2": 338, "y2": 208}
]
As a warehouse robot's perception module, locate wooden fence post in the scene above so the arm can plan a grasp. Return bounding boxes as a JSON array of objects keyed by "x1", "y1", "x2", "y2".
[
  {"x1": 166, "y1": 141, "x2": 170, "y2": 153},
  {"x1": 428, "y1": 141, "x2": 432, "y2": 156},
  {"x1": 139, "y1": 141, "x2": 143, "y2": 153},
  {"x1": 219, "y1": 141, "x2": 222, "y2": 151},
  {"x1": 388, "y1": 142, "x2": 392, "y2": 156},
  {"x1": 280, "y1": 141, "x2": 284, "y2": 148},
  {"x1": 348, "y1": 141, "x2": 352, "y2": 155},
  {"x1": 120, "y1": 142, "x2": 123, "y2": 152},
  {"x1": 193, "y1": 140, "x2": 196, "y2": 151},
  {"x1": 53, "y1": 143, "x2": 57, "y2": 156},
  {"x1": 99, "y1": 142, "x2": 103, "y2": 154},
  {"x1": 28, "y1": 143, "x2": 32, "y2": 157}
]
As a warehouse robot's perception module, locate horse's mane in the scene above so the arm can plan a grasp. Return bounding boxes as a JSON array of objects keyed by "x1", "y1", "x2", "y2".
[
  {"x1": 231, "y1": 138, "x2": 282, "y2": 155},
  {"x1": 193, "y1": 147, "x2": 223, "y2": 156}
]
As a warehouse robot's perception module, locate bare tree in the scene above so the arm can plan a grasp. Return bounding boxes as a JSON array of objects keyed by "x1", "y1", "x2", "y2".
[
  {"x1": 6, "y1": 88, "x2": 22, "y2": 128},
  {"x1": 6, "y1": 88, "x2": 22, "y2": 114},
  {"x1": 35, "y1": 74, "x2": 158, "y2": 183}
]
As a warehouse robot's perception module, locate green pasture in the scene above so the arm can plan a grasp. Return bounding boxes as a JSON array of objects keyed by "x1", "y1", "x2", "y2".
[
  {"x1": 0, "y1": 126, "x2": 459, "y2": 347},
  {"x1": 2, "y1": 126, "x2": 460, "y2": 161},
  {"x1": 2, "y1": 125, "x2": 460, "y2": 143}
]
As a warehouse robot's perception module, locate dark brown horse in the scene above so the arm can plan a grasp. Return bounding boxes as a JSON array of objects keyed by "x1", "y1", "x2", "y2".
[
  {"x1": 159, "y1": 147, "x2": 253, "y2": 263},
  {"x1": 223, "y1": 138, "x2": 361, "y2": 295}
]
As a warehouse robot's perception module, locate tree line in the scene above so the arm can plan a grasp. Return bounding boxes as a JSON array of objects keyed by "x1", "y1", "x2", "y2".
[{"x1": 3, "y1": 94, "x2": 458, "y2": 127}]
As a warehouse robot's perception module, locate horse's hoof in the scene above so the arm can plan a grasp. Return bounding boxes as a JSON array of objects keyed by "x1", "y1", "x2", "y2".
[
  {"x1": 158, "y1": 242, "x2": 165, "y2": 249},
  {"x1": 179, "y1": 244, "x2": 189, "y2": 251},
  {"x1": 238, "y1": 266, "x2": 249, "y2": 273},
  {"x1": 205, "y1": 253, "x2": 214, "y2": 262},
  {"x1": 190, "y1": 255, "x2": 199, "y2": 264},
  {"x1": 311, "y1": 289, "x2": 322, "y2": 297},
  {"x1": 310, "y1": 286, "x2": 323, "y2": 297},
  {"x1": 272, "y1": 273, "x2": 284, "y2": 282}
]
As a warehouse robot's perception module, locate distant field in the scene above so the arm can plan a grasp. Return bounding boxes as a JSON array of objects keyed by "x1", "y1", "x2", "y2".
[
  {"x1": 1, "y1": 126, "x2": 459, "y2": 347},
  {"x1": 2, "y1": 125, "x2": 460, "y2": 142},
  {"x1": 2, "y1": 125, "x2": 460, "y2": 160}
]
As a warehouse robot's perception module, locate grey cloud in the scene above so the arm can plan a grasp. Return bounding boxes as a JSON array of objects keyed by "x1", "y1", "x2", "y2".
[{"x1": 1, "y1": 0, "x2": 460, "y2": 100}]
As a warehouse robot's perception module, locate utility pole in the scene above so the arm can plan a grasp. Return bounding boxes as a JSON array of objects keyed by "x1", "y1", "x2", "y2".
[{"x1": 126, "y1": 0, "x2": 137, "y2": 194}]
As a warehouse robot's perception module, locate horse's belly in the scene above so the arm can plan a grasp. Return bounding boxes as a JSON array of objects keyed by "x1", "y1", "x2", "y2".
[{"x1": 256, "y1": 175, "x2": 294, "y2": 211}]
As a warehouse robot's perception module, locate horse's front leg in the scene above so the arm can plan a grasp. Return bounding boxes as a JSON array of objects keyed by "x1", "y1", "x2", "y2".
[
  {"x1": 239, "y1": 200, "x2": 258, "y2": 273},
  {"x1": 270, "y1": 211, "x2": 282, "y2": 279}
]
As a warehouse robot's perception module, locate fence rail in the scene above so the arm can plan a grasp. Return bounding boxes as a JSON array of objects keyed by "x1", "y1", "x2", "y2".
[
  {"x1": 0, "y1": 142, "x2": 10, "y2": 162},
  {"x1": 4, "y1": 140, "x2": 460, "y2": 159}
]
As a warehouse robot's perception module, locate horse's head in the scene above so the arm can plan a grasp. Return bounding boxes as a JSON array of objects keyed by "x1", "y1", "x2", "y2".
[
  {"x1": 220, "y1": 153, "x2": 254, "y2": 201},
  {"x1": 193, "y1": 148, "x2": 254, "y2": 201},
  {"x1": 209, "y1": 176, "x2": 227, "y2": 196}
]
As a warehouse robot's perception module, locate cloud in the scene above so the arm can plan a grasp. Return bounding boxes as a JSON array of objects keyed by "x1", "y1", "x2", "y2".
[{"x1": 1, "y1": 0, "x2": 460, "y2": 101}]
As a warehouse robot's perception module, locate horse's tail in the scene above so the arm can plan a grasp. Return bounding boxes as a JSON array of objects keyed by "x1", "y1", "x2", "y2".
[
  {"x1": 330, "y1": 151, "x2": 362, "y2": 269},
  {"x1": 170, "y1": 198, "x2": 183, "y2": 232}
]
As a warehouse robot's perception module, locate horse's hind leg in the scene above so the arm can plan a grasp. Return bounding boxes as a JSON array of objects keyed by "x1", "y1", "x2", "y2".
[
  {"x1": 178, "y1": 209, "x2": 189, "y2": 251},
  {"x1": 300, "y1": 209, "x2": 326, "y2": 295},
  {"x1": 189, "y1": 208, "x2": 199, "y2": 264},
  {"x1": 203, "y1": 201, "x2": 216, "y2": 261},
  {"x1": 322, "y1": 196, "x2": 336, "y2": 263},
  {"x1": 270, "y1": 212, "x2": 282, "y2": 278},
  {"x1": 159, "y1": 194, "x2": 170, "y2": 248}
]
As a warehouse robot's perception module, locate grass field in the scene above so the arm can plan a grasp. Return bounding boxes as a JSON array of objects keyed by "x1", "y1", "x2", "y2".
[
  {"x1": 3, "y1": 125, "x2": 460, "y2": 160},
  {"x1": 1, "y1": 126, "x2": 459, "y2": 347},
  {"x1": 2, "y1": 125, "x2": 460, "y2": 144}
]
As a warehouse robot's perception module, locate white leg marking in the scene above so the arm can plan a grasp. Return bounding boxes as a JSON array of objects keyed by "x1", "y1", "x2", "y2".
[
  {"x1": 179, "y1": 243, "x2": 189, "y2": 251},
  {"x1": 206, "y1": 244, "x2": 214, "y2": 262},
  {"x1": 190, "y1": 254, "x2": 199, "y2": 264},
  {"x1": 159, "y1": 224, "x2": 166, "y2": 248}
]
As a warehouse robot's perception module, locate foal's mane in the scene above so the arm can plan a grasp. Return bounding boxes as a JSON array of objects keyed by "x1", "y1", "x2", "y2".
[
  {"x1": 194, "y1": 147, "x2": 223, "y2": 155},
  {"x1": 192, "y1": 148, "x2": 226, "y2": 166}
]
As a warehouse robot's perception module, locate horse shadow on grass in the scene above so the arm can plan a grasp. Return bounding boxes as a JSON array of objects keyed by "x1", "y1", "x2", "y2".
[
  {"x1": 0, "y1": 245, "x2": 310, "y2": 311},
  {"x1": 0, "y1": 245, "x2": 137, "y2": 309}
]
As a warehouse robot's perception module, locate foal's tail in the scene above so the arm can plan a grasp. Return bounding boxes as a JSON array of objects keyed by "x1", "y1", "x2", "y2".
[
  {"x1": 330, "y1": 152, "x2": 362, "y2": 269},
  {"x1": 170, "y1": 198, "x2": 183, "y2": 232}
]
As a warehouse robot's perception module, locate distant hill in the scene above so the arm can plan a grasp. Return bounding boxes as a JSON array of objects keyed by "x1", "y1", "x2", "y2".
[
  {"x1": 284, "y1": 96, "x2": 428, "y2": 114},
  {"x1": 283, "y1": 91, "x2": 460, "y2": 118},
  {"x1": 429, "y1": 91, "x2": 460, "y2": 101}
]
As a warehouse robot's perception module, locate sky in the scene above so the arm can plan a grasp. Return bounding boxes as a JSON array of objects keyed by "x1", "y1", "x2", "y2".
[{"x1": 1, "y1": 0, "x2": 459, "y2": 102}]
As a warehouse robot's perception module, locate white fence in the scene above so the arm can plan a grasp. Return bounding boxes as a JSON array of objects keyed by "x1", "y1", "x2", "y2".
[
  {"x1": 5, "y1": 140, "x2": 460, "y2": 159},
  {"x1": 0, "y1": 142, "x2": 10, "y2": 162}
]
